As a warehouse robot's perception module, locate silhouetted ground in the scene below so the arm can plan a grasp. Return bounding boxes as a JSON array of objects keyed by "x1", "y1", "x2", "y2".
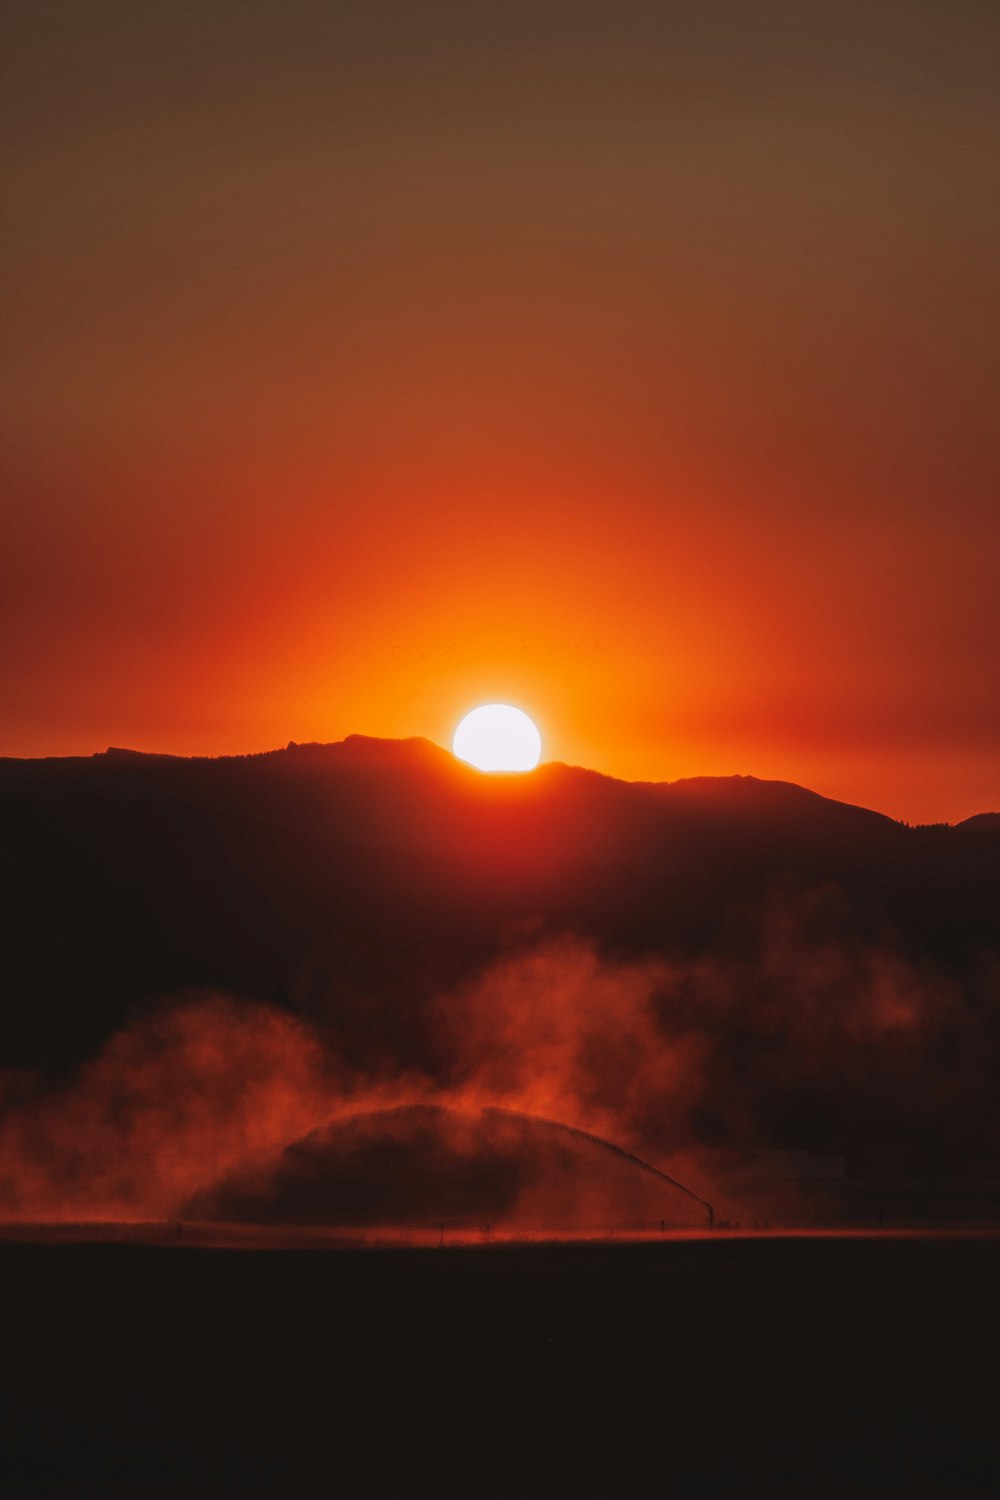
[{"x1": 1, "y1": 1234, "x2": 997, "y2": 1494}]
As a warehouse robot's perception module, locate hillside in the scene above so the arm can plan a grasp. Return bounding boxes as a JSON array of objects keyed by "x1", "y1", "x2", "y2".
[{"x1": 1, "y1": 737, "x2": 996, "y2": 1073}]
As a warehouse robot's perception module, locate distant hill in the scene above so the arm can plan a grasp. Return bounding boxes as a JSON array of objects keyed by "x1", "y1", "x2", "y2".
[
  {"x1": 1, "y1": 736, "x2": 996, "y2": 1078},
  {"x1": 957, "y1": 811, "x2": 1000, "y2": 833}
]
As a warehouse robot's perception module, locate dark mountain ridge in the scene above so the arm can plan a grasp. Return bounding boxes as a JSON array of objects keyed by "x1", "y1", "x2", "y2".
[
  {"x1": 2, "y1": 738, "x2": 996, "y2": 1070},
  {"x1": 0, "y1": 740, "x2": 990, "y2": 1012},
  {"x1": 1, "y1": 736, "x2": 998, "y2": 1189}
]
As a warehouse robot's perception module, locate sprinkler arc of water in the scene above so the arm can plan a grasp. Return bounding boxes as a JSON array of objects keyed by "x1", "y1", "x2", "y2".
[{"x1": 483, "y1": 1107, "x2": 715, "y2": 1228}]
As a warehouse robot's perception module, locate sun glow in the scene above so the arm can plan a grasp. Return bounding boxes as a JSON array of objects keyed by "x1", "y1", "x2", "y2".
[{"x1": 452, "y1": 704, "x2": 542, "y2": 773}]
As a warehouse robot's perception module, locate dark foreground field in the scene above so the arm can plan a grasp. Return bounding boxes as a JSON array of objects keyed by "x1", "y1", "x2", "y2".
[{"x1": 2, "y1": 1235, "x2": 997, "y2": 1495}]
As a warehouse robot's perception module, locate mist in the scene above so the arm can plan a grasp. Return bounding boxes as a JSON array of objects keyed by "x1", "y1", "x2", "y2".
[{"x1": 2, "y1": 885, "x2": 995, "y2": 1229}]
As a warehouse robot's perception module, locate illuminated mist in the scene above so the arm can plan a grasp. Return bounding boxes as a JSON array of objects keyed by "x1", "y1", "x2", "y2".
[{"x1": 2, "y1": 921, "x2": 993, "y2": 1235}]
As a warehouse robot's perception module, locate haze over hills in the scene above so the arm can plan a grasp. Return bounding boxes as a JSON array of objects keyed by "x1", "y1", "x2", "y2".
[{"x1": 1, "y1": 736, "x2": 998, "y2": 1225}]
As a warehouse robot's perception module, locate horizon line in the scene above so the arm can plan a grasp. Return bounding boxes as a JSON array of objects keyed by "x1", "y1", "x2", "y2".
[{"x1": 1, "y1": 733, "x2": 996, "y2": 829}]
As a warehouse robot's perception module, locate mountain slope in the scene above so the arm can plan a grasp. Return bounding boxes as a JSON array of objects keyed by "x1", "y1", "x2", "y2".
[{"x1": 0, "y1": 738, "x2": 996, "y2": 1074}]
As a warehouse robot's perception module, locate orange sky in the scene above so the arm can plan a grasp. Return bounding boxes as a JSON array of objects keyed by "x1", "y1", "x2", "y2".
[{"x1": 2, "y1": 2, "x2": 998, "y2": 822}]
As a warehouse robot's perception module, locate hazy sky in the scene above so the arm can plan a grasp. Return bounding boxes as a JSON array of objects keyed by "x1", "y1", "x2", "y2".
[{"x1": 2, "y1": 0, "x2": 997, "y2": 819}]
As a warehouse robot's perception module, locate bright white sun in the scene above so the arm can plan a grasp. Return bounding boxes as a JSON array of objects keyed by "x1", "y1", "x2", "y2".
[{"x1": 452, "y1": 704, "x2": 542, "y2": 773}]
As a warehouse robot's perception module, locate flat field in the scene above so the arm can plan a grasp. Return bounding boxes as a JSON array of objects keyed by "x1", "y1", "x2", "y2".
[{"x1": 1, "y1": 1234, "x2": 997, "y2": 1494}]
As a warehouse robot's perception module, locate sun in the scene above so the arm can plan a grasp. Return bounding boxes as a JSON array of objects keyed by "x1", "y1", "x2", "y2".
[{"x1": 453, "y1": 704, "x2": 542, "y2": 772}]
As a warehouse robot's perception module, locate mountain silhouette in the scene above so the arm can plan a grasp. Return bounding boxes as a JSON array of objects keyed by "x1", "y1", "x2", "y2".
[{"x1": 1, "y1": 736, "x2": 996, "y2": 1075}]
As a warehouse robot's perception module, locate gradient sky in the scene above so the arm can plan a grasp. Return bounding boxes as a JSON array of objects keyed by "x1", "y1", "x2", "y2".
[{"x1": 2, "y1": 0, "x2": 997, "y2": 821}]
